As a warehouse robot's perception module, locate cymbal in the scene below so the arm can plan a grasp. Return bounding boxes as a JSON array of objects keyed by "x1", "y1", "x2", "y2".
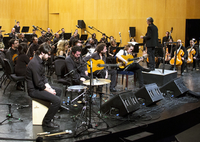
[{"x1": 83, "y1": 79, "x2": 111, "y2": 86}]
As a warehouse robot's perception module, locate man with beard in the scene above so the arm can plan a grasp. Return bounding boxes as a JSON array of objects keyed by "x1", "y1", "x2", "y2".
[
  {"x1": 28, "y1": 37, "x2": 39, "y2": 58},
  {"x1": 84, "y1": 43, "x2": 117, "y2": 92},
  {"x1": 65, "y1": 46, "x2": 88, "y2": 85},
  {"x1": 26, "y1": 43, "x2": 61, "y2": 128}
]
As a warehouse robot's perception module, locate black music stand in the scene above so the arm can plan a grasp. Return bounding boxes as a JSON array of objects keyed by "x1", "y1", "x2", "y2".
[
  {"x1": 80, "y1": 34, "x2": 88, "y2": 41},
  {"x1": 21, "y1": 26, "x2": 29, "y2": 33},
  {"x1": 64, "y1": 33, "x2": 71, "y2": 40}
]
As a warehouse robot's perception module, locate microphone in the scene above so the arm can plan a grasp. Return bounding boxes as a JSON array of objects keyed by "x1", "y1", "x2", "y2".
[
  {"x1": 76, "y1": 25, "x2": 80, "y2": 28},
  {"x1": 64, "y1": 69, "x2": 74, "y2": 76},
  {"x1": 32, "y1": 25, "x2": 38, "y2": 30},
  {"x1": 88, "y1": 26, "x2": 93, "y2": 29}
]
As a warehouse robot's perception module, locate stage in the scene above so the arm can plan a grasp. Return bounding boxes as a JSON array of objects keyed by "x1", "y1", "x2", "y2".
[{"x1": 0, "y1": 69, "x2": 200, "y2": 142}]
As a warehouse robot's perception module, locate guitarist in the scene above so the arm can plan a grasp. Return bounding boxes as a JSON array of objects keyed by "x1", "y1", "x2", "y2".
[
  {"x1": 84, "y1": 43, "x2": 117, "y2": 92},
  {"x1": 186, "y1": 39, "x2": 198, "y2": 71},
  {"x1": 116, "y1": 44, "x2": 151, "y2": 88}
]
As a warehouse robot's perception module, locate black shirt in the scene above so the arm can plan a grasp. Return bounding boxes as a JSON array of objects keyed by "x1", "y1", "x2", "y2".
[
  {"x1": 6, "y1": 47, "x2": 18, "y2": 67},
  {"x1": 14, "y1": 25, "x2": 20, "y2": 33},
  {"x1": 38, "y1": 36, "x2": 46, "y2": 45},
  {"x1": 19, "y1": 38, "x2": 28, "y2": 43},
  {"x1": 45, "y1": 32, "x2": 53, "y2": 38},
  {"x1": 15, "y1": 54, "x2": 30, "y2": 76},
  {"x1": 9, "y1": 32, "x2": 16, "y2": 39},
  {"x1": 26, "y1": 54, "x2": 48, "y2": 94},
  {"x1": 28, "y1": 43, "x2": 39, "y2": 57}
]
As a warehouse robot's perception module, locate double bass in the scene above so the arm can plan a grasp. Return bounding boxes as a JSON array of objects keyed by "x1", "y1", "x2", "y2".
[{"x1": 169, "y1": 45, "x2": 184, "y2": 66}]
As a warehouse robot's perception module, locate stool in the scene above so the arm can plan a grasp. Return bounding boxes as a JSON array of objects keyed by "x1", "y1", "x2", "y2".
[
  {"x1": 32, "y1": 98, "x2": 50, "y2": 125},
  {"x1": 116, "y1": 71, "x2": 136, "y2": 90}
]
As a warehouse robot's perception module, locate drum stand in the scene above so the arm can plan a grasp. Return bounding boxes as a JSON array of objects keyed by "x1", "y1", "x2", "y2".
[{"x1": 74, "y1": 59, "x2": 111, "y2": 137}]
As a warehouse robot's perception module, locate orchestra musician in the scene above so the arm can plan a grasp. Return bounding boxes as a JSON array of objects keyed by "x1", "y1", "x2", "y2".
[
  {"x1": 0, "y1": 29, "x2": 5, "y2": 50},
  {"x1": 60, "y1": 28, "x2": 65, "y2": 39},
  {"x1": 92, "y1": 33, "x2": 98, "y2": 46},
  {"x1": 84, "y1": 43, "x2": 117, "y2": 92},
  {"x1": 69, "y1": 31, "x2": 80, "y2": 47},
  {"x1": 65, "y1": 46, "x2": 89, "y2": 85},
  {"x1": 19, "y1": 33, "x2": 28, "y2": 44},
  {"x1": 186, "y1": 39, "x2": 198, "y2": 71},
  {"x1": 28, "y1": 37, "x2": 39, "y2": 58},
  {"x1": 108, "y1": 39, "x2": 118, "y2": 57},
  {"x1": 15, "y1": 43, "x2": 30, "y2": 77},
  {"x1": 56, "y1": 40, "x2": 70, "y2": 57},
  {"x1": 100, "y1": 33, "x2": 108, "y2": 44},
  {"x1": 14, "y1": 21, "x2": 20, "y2": 33},
  {"x1": 9, "y1": 28, "x2": 17, "y2": 39},
  {"x1": 31, "y1": 29, "x2": 38, "y2": 38},
  {"x1": 140, "y1": 17, "x2": 158, "y2": 71},
  {"x1": 45, "y1": 28, "x2": 53, "y2": 38},
  {"x1": 162, "y1": 31, "x2": 173, "y2": 47},
  {"x1": 38, "y1": 31, "x2": 46, "y2": 45},
  {"x1": 26, "y1": 43, "x2": 61, "y2": 128},
  {"x1": 170, "y1": 39, "x2": 187, "y2": 75},
  {"x1": 116, "y1": 44, "x2": 151, "y2": 88}
]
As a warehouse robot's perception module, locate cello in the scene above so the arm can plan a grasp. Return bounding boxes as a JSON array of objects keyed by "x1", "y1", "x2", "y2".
[
  {"x1": 187, "y1": 46, "x2": 196, "y2": 64},
  {"x1": 169, "y1": 45, "x2": 184, "y2": 66}
]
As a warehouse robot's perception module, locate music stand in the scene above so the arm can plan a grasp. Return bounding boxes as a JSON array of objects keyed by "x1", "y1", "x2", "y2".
[
  {"x1": 64, "y1": 33, "x2": 71, "y2": 40},
  {"x1": 80, "y1": 34, "x2": 88, "y2": 41},
  {"x1": 21, "y1": 26, "x2": 29, "y2": 33}
]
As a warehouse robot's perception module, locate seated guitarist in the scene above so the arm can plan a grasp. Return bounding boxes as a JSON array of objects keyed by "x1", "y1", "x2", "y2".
[
  {"x1": 84, "y1": 43, "x2": 117, "y2": 92},
  {"x1": 116, "y1": 44, "x2": 151, "y2": 88}
]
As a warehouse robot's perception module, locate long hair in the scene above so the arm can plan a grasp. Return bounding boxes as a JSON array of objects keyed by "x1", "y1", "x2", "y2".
[
  {"x1": 18, "y1": 42, "x2": 28, "y2": 55},
  {"x1": 96, "y1": 43, "x2": 106, "y2": 53}
]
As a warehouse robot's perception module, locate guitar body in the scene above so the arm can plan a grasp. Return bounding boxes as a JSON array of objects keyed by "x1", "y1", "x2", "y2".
[
  {"x1": 187, "y1": 48, "x2": 196, "y2": 64},
  {"x1": 87, "y1": 59, "x2": 105, "y2": 73},
  {"x1": 116, "y1": 54, "x2": 134, "y2": 69}
]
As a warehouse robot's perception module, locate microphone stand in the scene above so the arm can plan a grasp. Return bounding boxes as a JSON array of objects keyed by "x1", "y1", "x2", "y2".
[{"x1": 90, "y1": 26, "x2": 110, "y2": 39}]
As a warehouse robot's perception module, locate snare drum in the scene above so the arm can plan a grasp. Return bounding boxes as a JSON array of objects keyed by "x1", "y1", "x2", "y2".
[{"x1": 67, "y1": 85, "x2": 87, "y2": 92}]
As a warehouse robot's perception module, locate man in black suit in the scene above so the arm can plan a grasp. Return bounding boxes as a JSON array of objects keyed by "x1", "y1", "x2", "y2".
[{"x1": 141, "y1": 17, "x2": 158, "y2": 71}]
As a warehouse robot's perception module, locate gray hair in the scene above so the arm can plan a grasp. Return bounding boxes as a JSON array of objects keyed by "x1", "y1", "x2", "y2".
[{"x1": 147, "y1": 17, "x2": 154, "y2": 23}]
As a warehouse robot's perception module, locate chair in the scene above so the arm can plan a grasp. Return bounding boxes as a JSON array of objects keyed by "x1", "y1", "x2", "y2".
[
  {"x1": 54, "y1": 57, "x2": 71, "y2": 96},
  {"x1": 116, "y1": 70, "x2": 136, "y2": 90},
  {"x1": 3, "y1": 59, "x2": 25, "y2": 94},
  {"x1": 0, "y1": 53, "x2": 7, "y2": 87}
]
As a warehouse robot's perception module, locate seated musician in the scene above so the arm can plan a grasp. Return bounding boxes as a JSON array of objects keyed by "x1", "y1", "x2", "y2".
[
  {"x1": 116, "y1": 43, "x2": 151, "y2": 88},
  {"x1": 186, "y1": 39, "x2": 198, "y2": 71},
  {"x1": 56, "y1": 40, "x2": 70, "y2": 57},
  {"x1": 92, "y1": 33, "x2": 98, "y2": 47},
  {"x1": 9, "y1": 28, "x2": 17, "y2": 39},
  {"x1": 28, "y1": 37, "x2": 39, "y2": 58},
  {"x1": 45, "y1": 28, "x2": 53, "y2": 38},
  {"x1": 108, "y1": 39, "x2": 118, "y2": 57},
  {"x1": 19, "y1": 33, "x2": 28, "y2": 44},
  {"x1": 38, "y1": 31, "x2": 46, "y2": 45},
  {"x1": 15, "y1": 43, "x2": 30, "y2": 77},
  {"x1": 99, "y1": 33, "x2": 108, "y2": 44},
  {"x1": 84, "y1": 43, "x2": 117, "y2": 92},
  {"x1": 65, "y1": 46, "x2": 89, "y2": 85},
  {"x1": 169, "y1": 39, "x2": 187, "y2": 75},
  {"x1": 26, "y1": 43, "x2": 61, "y2": 128}
]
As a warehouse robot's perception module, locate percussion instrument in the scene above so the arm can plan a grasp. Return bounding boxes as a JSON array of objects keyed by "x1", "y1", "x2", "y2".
[{"x1": 83, "y1": 79, "x2": 111, "y2": 86}]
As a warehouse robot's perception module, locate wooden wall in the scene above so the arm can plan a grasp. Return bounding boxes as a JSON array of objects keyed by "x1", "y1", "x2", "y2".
[
  {"x1": 0, "y1": 0, "x2": 49, "y2": 36},
  {"x1": 0, "y1": 0, "x2": 200, "y2": 46}
]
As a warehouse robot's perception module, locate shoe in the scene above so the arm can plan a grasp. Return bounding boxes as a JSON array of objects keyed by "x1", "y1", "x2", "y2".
[
  {"x1": 42, "y1": 122, "x2": 59, "y2": 128},
  {"x1": 110, "y1": 88, "x2": 117, "y2": 92},
  {"x1": 142, "y1": 68, "x2": 151, "y2": 72}
]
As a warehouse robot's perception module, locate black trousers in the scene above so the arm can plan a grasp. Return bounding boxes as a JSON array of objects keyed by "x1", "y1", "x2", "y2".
[
  {"x1": 29, "y1": 86, "x2": 61, "y2": 124},
  {"x1": 124, "y1": 63, "x2": 144, "y2": 88},
  {"x1": 147, "y1": 47, "x2": 155, "y2": 70}
]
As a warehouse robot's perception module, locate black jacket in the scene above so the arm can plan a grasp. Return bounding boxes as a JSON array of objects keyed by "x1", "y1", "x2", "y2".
[{"x1": 143, "y1": 23, "x2": 158, "y2": 47}]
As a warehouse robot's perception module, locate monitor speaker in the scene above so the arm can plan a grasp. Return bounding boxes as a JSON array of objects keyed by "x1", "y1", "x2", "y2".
[
  {"x1": 134, "y1": 83, "x2": 164, "y2": 106},
  {"x1": 129, "y1": 27, "x2": 136, "y2": 37},
  {"x1": 160, "y1": 77, "x2": 189, "y2": 97},
  {"x1": 101, "y1": 90, "x2": 140, "y2": 116},
  {"x1": 78, "y1": 20, "x2": 86, "y2": 29}
]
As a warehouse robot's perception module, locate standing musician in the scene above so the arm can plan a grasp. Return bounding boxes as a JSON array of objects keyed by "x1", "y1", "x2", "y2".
[
  {"x1": 162, "y1": 31, "x2": 173, "y2": 47},
  {"x1": 26, "y1": 43, "x2": 61, "y2": 128},
  {"x1": 45, "y1": 28, "x2": 53, "y2": 38},
  {"x1": 14, "y1": 21, "x2": 20, "y2": 33},
  {"x1": 9, "y1": 28, "x2": 17, "y2": 39},
  {"x1": 84, "y1": 43, "x2": 117, "y2": 92},
  {"x1": 186, "y1": 39, "x2": 198, "y2": 71},
  {"x1": 28, "y1": 37, "x2": 39, "y2": 58},
  {"x1": 65, "y1": 46, "x2": 89, "y2": 85},
  {"x1": 140, "y1": 17, "x2": 158, "y2": 71},
  {"x1": 116, "y1": 44, "x2": 151, "y2": 88},
  {"x1": 100, "y1": 33, "x2": 108, "y2": 44},
  {"x1": 38, "y1": 31, "x2": 46, "y2": 45},
  {"x1": 169, "y1": 39, "x2": 187, "y2": 75}
]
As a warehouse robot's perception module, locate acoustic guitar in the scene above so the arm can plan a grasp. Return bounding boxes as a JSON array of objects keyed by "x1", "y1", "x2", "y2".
[{"x1": 87, "y1": 59, "x2": 119, "y2": 73}]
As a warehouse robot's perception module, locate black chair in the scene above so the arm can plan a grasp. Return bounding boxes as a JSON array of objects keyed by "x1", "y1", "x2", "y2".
[
  {"x1": 54, "y1": 57, "x2": 71, "y2": 96},
  {"x1": 3, "y1": 59, "x2": 25, "y2": 94},
  {"x1": 0, "y1": 53, "x2": 7, "y2": 87}
]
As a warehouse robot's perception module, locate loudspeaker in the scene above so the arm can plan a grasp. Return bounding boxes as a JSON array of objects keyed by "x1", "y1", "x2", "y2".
[
  {"x1": 160, "y1": 77, "x2": 189, "y2": 97},
  {"x1": 78, "y1": 20, "x2": 86, "y2": 29},
  {"x1": 129, "y1": 27, "x2": 136, "y2": 37},
  {"x1": 101, "y1": 90, "x2": 140, "y2": 116},
  {"x1": 134, "y1": 83, "x2": 164, "y2": 106}
]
